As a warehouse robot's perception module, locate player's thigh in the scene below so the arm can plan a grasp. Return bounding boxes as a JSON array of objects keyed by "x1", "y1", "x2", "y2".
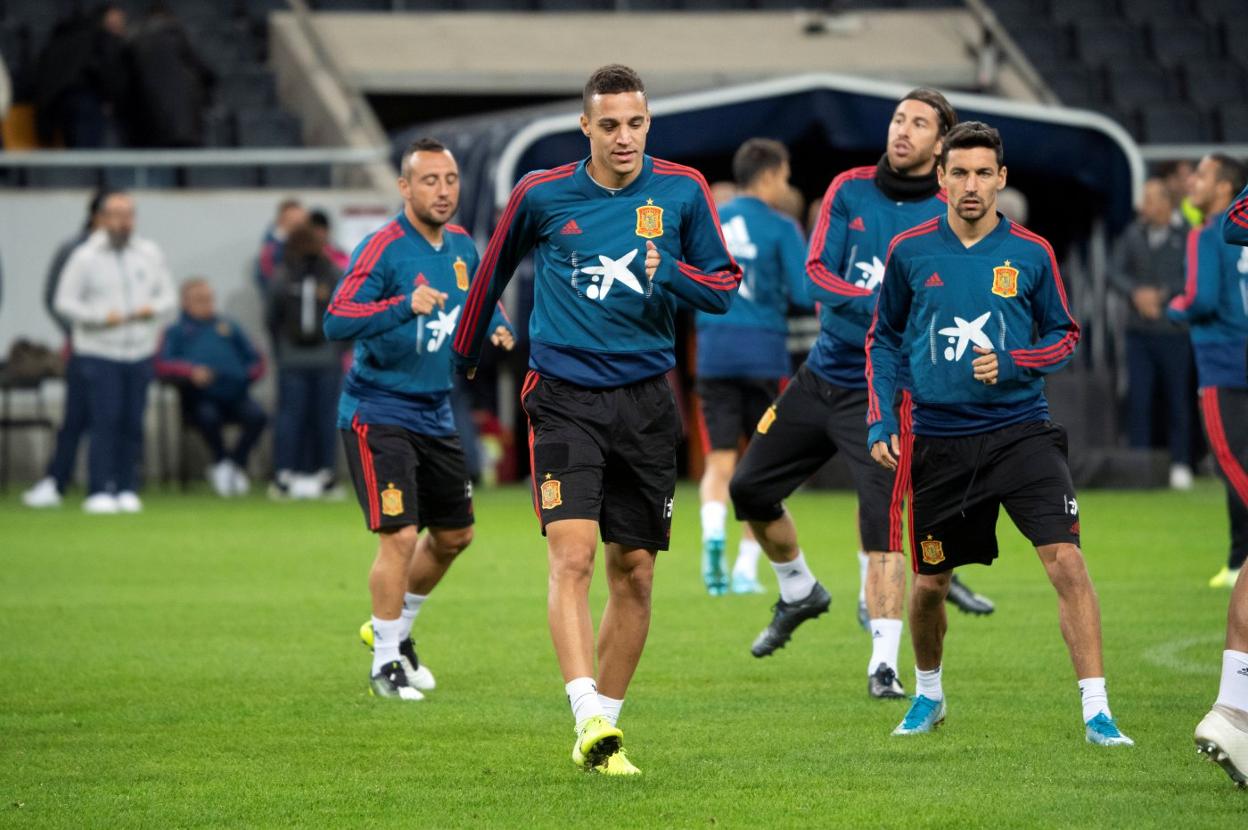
[
  {"x1": 995, "y1": 421, "x2": 1081, "y2": 548},
  {"x1": 696, "y1": 377, "x2": 746, "y2": 452},
  {"x1": 826, "y1": 385, "x2": 901, "y2": 552},
  {"x1": 730, "y1": 367, "x2": 837, "y2": 511},
  {"x1": 413, "y1": 433, "x2": 475, "y2": 531},
  {"x1": 909, "y1": 432, "x2": 1001, "y2": 573},
  {"x1": 341, "y1": 420, "x2": 419, "y2": 532},
  {"x1": 521, "y1": 371, "x2": 608, "y2": 527},
  {"x1": 600, "y1": 377, "x2": 680, "y2": 552}
]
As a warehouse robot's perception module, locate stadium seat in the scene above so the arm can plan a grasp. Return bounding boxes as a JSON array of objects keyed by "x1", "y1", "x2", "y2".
[
  {"x1": 237, "y1": 109, "x2": 303, "y2": 147},
  {"x1": 217, "y1": 70, "x2": 278, "y2": 111},
  {"x1": 183, "y1": 165, "x2": 261, "y2": 188},
  {"x1": 309, "y1": 0, "x2": 394, "y2": 10},
  {"x1": 985, "y1": 0, "x2": 1050, "y2": 27},
  {"x1": 1222, "y1": 18, "x2": 1248, "y2": 59},
  {"x1": 1047, "y1": 0, "x2": 1119, "y2": 24},
  {"x1": 1122, "y1": 0, "x2": 1193, "y2": 22},
  {"x1": 1044, "y1": 66, "x2": 1106, "y2": 107},
  {"x1": 1011, "y1": 23, "x2": 1073, "y2": 71},
  {"x1": 1072, "y1": 20, "x2": 1147, "y2": 67},
  {"x1": 263, "y1": 165, "x2": 332, "y2": 189},
  {"x1": 1183, "y1": 61, "x2": 1247, "y2": 108},
  {"x1": 1216, "y1": 103, "x2": 1248, "y2": 143},
  {"x1": 1138, "y1": 102, "x2": 1211, "y2": 143},
  {"x1": 23, "y1": 167, "x2": 100, "y2": 188},
  {"x1": 1100, "y1": 104, "x2": 1139, "y2": 137},
  {"x1": 202, "y1": 106, "x2": 237, "y2": 148},
  {"x1": 1149, "y1": 19, "x2": 1216, "y2": 67},
  {"x1": 1105, "y1": 65, "x2": 1177, "y2": 108},
  {"x1": 536, "y1": 0, "x2": 614, "y2": 8},
  {"x1": 1195, "y1": 0, "x2": 1243, "y2": 23},
  {"x1": 102, "y1": 167, "x2": 179, "y2": 189}
]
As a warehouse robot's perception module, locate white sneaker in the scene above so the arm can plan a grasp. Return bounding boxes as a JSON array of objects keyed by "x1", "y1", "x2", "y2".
[
  {"x1": 1170, "y1": 464, "x2": 1194, "y2": 490},
  {"x1": 230, "y1": 465, "x2": 251, "y2": 496},
  {"x1": 116, "y1": 491, "x2": 142, "y2": 513},
  {"x1": 290, "y1": 473, "x2": 323, "y2": 500},
  {"x1": 209, "y1": 460, "x2": 234, "y2": 497},
  {"x1": 22, "y1": 477, "x2": 62, "y2": 508},
  {"x1": 83, "y1": 492, "x2": 119, "y2": 514},
  {"x1": 1195, "y1": 704, "x2": 1248, "y2": 788}
]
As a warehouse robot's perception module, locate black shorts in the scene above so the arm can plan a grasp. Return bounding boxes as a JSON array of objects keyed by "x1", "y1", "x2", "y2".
[
  {"x1": 521, "y1": 371, "x2": 679, "y2": 551},
  {"x1": 908, "y1": 420, "x2": 1080, "y2": 574},
  {"x1": 696, "y1": 377, "x2": 781, "y2": 452},
  {"x1": 729, "y1": 364, "x2": 912, "y2": 553},
  {"x1": 341, "y1": 418, "x2": 474, "y2": 533}
]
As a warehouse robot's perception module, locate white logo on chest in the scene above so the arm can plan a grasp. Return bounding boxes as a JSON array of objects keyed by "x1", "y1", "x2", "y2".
[
  {"x1": 937, "y1": 311, "x2": 994, "y2": 362},
  {"x1": 854, "y1": 256, "x2": 886, "y2": 291},
  {"x1": 425, "y1": 305, "x2": 461, "y2": 352},
  {"x1": 579, "y1": 249, "x2": 645, "y2": 300}
]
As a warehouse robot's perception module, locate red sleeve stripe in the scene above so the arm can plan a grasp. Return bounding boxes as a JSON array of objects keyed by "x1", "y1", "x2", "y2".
[
  {"x1": 446, "y1": 224, "x2": 471, "y2": 236},
  {"x1": 1012, "y1": 332, "x2": 1077, "y2": 367},
  {"x1": 156, "y1": 358, "x2": 196, "y2": 378},
  {"x1": 494, "y1": 301, "x2": 513, "y2": 327},
  {"x1": 1229, "y1": 200, "x2": 1248, "y2": 230},
  {"x1": 675, "y1": 260, "x2": 740, "y2": 290},
  {"x1": 1009, "y1": 224, "x2": 1076, "y2": 321},
  {"x1": 809, "y1": 264, "x2": 873, "y2": 296},
  {"x1": 456, "y1": 164, "x2": 577, "y2": 354},
  {"x1": 328, "y1": 222, "x2": 404, "y2": 318},
  {"x1": 247, "y1": 354, "x2": 266, "y2": 382},
  {"x1": 1172, "y1": 225, "x2": 1205, "y2": 313},
  {"x1": 864, "y1": 218, "x2": 941, "y2": 423},
  {"x1": 806, "y1": 167, "x2": 874, "y2": 280}
]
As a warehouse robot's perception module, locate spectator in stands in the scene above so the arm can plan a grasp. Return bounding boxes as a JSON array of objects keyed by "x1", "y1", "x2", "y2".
[
  {"x1": 1111, "y1": 177, "x2": 1194, "y2": 490},
  {"x1": 32, "y1": 4, "x2": 129, "y2": 148},
  {"x1": 266, "y1": 224, "x2": 344, "y2": 500},
  {"x1": 256, "y1": 198, "x2": 308, "y2": 288},
  {"x1": 22, "y1": 191, "x2": 108, "y2": 509},
  {"x1": 309, "y1": 209, "x2": 349, "y2": 271},
  {"x1": 127, "y1": 2, "x2": 213, "y2": 148},
  {"x1": 158, "y1": 278, "x2": 267, "y2": 498},
  {"x1": 53, "y1": 191, "x2": 175, "y2": 513}
]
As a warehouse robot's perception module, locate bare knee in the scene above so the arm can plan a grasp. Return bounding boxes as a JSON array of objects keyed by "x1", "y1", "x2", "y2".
[
  {"x1": 429, "y1": 525, "x2": 474, "y2": 562},
  {"x1": 912, "y1": 573, "x2": 951, "y2": 607},
  {"x1": 380, "y1": 525, "x2": 420, "y2": 556},
  {"x1": 608, "y1": 552, "x2": 655, "y2": 604},
  {"x1": 1038, "y1": 543, "x2": 1093, "y2": 594},
  {"x1": 549, "y1": 542, "x2": 595, "y2": 586}
]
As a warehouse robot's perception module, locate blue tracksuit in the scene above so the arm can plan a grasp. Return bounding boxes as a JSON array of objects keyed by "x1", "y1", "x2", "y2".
[
  {"x1": 696, "y1": 195, "x2": 810, "y2": 380},
  {"x1": 1168, "y1": 209, "x2": 1248, "y2": 390},
  {"x1": 806, "y1": 166, "x2": 947, "y2": 388},
  {"x1": 323, "y1": 212, "x2": 512, "y2": 435},
  {"x1": 452, "y1": 155, "x2": 741, "y2": 387},
  {"x1": 866, "y1": 214, "x2": 1080, "y2": 443},
  {"x1": 157, "y1": 312, "x2": 265, "y2": 401},
  {"x1": 1225, "y1": 184, "x2": 1248, "y2": 247}
]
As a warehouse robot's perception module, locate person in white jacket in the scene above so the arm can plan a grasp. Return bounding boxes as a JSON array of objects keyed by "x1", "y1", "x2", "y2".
[{"x1": 53, "y1": 191, "x2": 175, "y2": 513}]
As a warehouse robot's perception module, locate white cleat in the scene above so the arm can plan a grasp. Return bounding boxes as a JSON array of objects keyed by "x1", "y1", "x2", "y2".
[
  {"x1": 22, "y1": 477, "x2": 62, "y2": 508},
  {"x1": 116, "y1": 491, "x2": 143, "y2": 513},
  {"x1": 230, "y1": 466, "x2": 251, "y2": 496},
  {"x1": 1195, "y1": 704, "x2": 1248, "y2": 788},
  {"x1": 209, "y1": 460, "x2": 234, "y2": 497},
  {"x1": 408, "y1": 663, "x2": 436, "y2": 692},
  {"x1": 83, "y1": 492, "x2": 120, "y2": 514}
]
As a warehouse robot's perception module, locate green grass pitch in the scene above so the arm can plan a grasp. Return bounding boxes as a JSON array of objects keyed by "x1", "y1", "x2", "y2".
[{"x1": 1, "y1": 481, "x2": 1245, "y2": 827}]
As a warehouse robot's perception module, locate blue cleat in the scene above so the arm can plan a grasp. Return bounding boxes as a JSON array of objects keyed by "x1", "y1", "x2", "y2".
[
  {"x1": 1085, "y1": 712, "x2": 1134, "y2": 746},
  {"x1": 702, "y1": 538, "x2": 727, "y2": 596},
  {"x1": 857, "y1": 598, "x2": 869, "y2": 633},
  {"x1": 731, "y1": 573, "x2": 765, "y2": 594},
  {"x1": 892, "y1": 695, "x2": 946, "y2": 735}
]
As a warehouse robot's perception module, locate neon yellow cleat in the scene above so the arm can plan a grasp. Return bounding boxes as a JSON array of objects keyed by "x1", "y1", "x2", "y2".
[
  {"x1": 593, "y1": 748, "x2": 641, "y2": 776},
  {"x1": 571, "y1": 716, "x2": 623, "y2": 769},
  {"x1": 1209, "y1": 566, "x2": 1241, "y2": 589}
]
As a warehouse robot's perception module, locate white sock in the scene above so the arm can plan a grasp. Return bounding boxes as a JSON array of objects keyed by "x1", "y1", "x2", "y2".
[
  {"x1": 399, "y1": 592, "x2": 427, "y2": 641},
  {"x1": 1216, "y1": 650, "x2": 1248, "y2": 712},
  {"x1": 916, "y1": 665, "x2": 943, "y2": 700},
  {"x1": 771, "y1": 551, "x2": 817, "y2": 603},
  {"x1": 733, "y1": 538, "x2": 762, "y2": 579},
  {"x1": 701, "y1": 501, "x2": 727, "y2": 542},
  {"x1": 370, "y1": 615, "x2": 403, "y2": 675},
  {"x1": 599, "y1": 694, "x2": 624, "y2": 727},
  {"x1": 1078, "y1": 677, "x2": 1111, "y2": 722},
  {"x1": 857, "y1": 551, "x2": 868, "y2": 603},
  {"x1": 868, "y1": 618, "x2": 904, "y2": 675},
  {"x1": 566, "y1": 677, "x2": 604, "y2": 727}
]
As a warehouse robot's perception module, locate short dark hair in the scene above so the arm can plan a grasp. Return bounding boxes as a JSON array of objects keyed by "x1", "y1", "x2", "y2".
[
  {"x1": 308, "y1": 208, "x2": 331, "y2": 230},
  {"x1": 732, "y1": 138, "x2": 789, "y2": 189},
  {"x1": 1208, "y1": 153, "x2": 1248, "y2": 198},
  {"x1": 938, "y1": 121, "x2": 1003, "y2": 169},
  {"x1": 900, "y1": 88, "x2": 957, "y2": 137},
  {"x1": 400, "y1": 137, "x2": 450, "y2": 178},
  {"x1": 583, "y1": 64, "x2": 646, "y2": 113}
]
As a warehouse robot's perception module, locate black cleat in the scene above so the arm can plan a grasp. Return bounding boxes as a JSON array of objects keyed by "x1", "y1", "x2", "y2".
[
  {"x1": 868, "y1": 662, "x2": 905, "y2": 699},
  {"x1": 750, "y1": 582, "x2": 831, "y2": 657},
  {"x1": 946, "y1": 574, "x2": 995, "y2": 615}
]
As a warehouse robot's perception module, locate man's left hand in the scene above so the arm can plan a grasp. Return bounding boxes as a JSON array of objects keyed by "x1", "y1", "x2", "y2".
[
  {"x1": 972, "y1": 346, "x2": 998, "y2": 385},
  {"x1": 490, "y1": 326, "x2": 515, "y2": 351}
]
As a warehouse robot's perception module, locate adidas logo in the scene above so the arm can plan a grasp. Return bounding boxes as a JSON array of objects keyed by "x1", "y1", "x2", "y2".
[
  {"x1": 849, "y1": 216, "x2": 866, "y2": 231},
  {"x1": 925, "y1": 272, "x2": 944, "y2": 287},
  {"x1": 415, "y1": 273, "x2": 429, "y2": 286},
  {"x1": 560, "y1": 219, "x2": 582, "y2": 235},
  {"x1": 1238, "y1": 666, "x2": 1248, "y2": 677}
]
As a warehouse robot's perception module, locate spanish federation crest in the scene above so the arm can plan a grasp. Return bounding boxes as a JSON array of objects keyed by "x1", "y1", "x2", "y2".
[
  {"x1": 381, "y1": 483, "x2": 404, "y2": 517},
  {"x1": 540, "y1": 476, "x2": 562, "y2": 510},
  {"x1": 992, "y1": 260, "x2": 1019, "y2": 298},
  {"x1": 635, "y1": 198, "x2": 663, "y2": 239},
  {"x1": 920, "y1": 535, "x2": 945, "y2": 565},
  {"x1": 453, "y1": 257, "x2": 469, "y2": 291}
]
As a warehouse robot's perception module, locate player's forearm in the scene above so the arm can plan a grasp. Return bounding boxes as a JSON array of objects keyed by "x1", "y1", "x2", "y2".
[
  {"x1": 323, "y1": 301, "x2": 413, "y2": 341},
  {"x1": 652, "y1": 257, "x2": 740, "y2": 313}
]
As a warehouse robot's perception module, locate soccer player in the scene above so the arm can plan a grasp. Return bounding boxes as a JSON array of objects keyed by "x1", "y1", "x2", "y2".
[
  {"x1": 1192, "y1": 175, "x2": 1248, "y2": 789},
  {"x1": 866, "y1": 121, "x2": 1132, "y2": 746},
  {"x1": 728, "y1": 89, "x2": 991, "y2": 702},
  {"x1": 452, "y1": 65, "x2": 740, "y2": 774},
  {"x1": 697, "y1": 138, "x2": 810, "y2": 596},
  {"x1": 323, "y1": 138, "x2": 515, "y2": 703},
  {"x1": 1168, "y1": 155, "x2": 1248, "y2": 590}
]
